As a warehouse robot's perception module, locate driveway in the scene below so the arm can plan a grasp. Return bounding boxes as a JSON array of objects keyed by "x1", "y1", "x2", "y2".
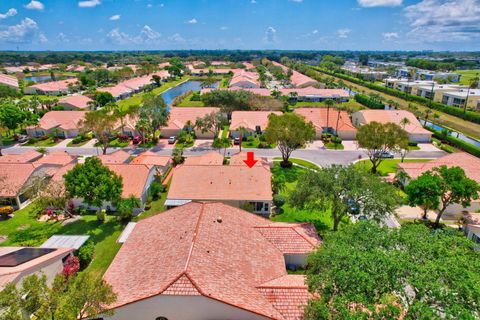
[
  {"x1": 417, "y1": 143, "x2": 441, "y2": 152},
  {"x1": 304, "y1": 141, "x2": 325, "y2": 150}
]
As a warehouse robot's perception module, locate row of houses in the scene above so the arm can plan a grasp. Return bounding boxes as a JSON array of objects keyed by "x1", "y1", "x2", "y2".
[
  {"x1": 396, "y1": 68, "x2": 462, "y2": 83},
  {"x1": 385, "y1": 78, "x2": 480, "y2": 110},
  {"x1": 0, "y1": 73, "x2": 20, "y2": 90}
]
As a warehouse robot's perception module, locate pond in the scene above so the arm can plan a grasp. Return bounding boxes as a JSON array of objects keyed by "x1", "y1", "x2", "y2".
[
  {"x1": 421, "y1": 120, "x2": 480, "y2": 148},
  {"x1": 24, "y1": 75, "x2": 74, "y2": 83},
  {"x1": 161, "y1": 80, "x2": 219, "y2": 106}
]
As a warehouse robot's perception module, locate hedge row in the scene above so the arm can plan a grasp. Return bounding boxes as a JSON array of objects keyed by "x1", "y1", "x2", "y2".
[
  {"x1": 354, "y1": 94, "x2": 385, "y2": 109},
  {"x1": 312, "y1": 67, "x2": 480, "y2": 124},
  {"x1": 425, "y1": 127, "x2": 480, "y2": 157}
]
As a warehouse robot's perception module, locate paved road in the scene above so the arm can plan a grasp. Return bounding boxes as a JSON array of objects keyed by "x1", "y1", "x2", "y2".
[{"x1": 1, "y1": 144, "x2": 447, "y2": 167}]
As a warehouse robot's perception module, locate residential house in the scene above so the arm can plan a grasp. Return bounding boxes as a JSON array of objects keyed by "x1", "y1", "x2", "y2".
[
  {"x1": 24, "y1": 79, "x2": 77, "y2": 96},
  {"x1": 166, "y1": 165, "x2": 273, "y2": 215},
  {"x1": 229, "y1": 152, "x2": 270, "y2": 167},
  {"x1": 200, "y1": 87, "x2": 272, "y2": 97},
  {"x1": 0, "y1": 73, "x2": 19, "y2": 90},
  {"x1": 397, "y1": 152, "x2": 480, "y2": 215},
  {"x1": 462, "y1": 212, "x2": 480, "y2": 244},
  {"x1": 130, "y1": 151, "x2": 171, "y2": 175},
  {"x1": 441, "y1": 89, "x2": 480, "y2": 110},
  {"x1": 230, "y1": 111, "x2": 282, "y2": 138},
  {"x1": 0, "y1": 150, "x2": 43, "y2": 164},
  {"x1": 162, "y1": 107, "x2": 220, "y2": 139},
  {"x1": 26, "y1": 111, "x2": 86, "y2": 138},
  {"x1": 98, "y1": 150, "x2": 131, "y2": 165},
  {"x1": 384, "y1": 78, "x2": 409, "y2": 89},
  {"x1": 229, "y1": 70, "x2": 260, "y2": 88},
  {"x1": 352, "y1": 109, "x2": 432, "y2": 142},
  {"x1": 58, "y1": 95, "x2": 93, "y2": 110},
  {"x1": 0, "y1": 247, "x2": 73, "y2": 290},
  {"x1": 34, "y1": 151, "x2": 76, "y2": 167},
  {"x1": 280, "y1": 87, "x2": 349, "y2": 102},
  {"x1": 415, "y1": 84, "x2": 467, "y2": 102},
  {"x1": 394, "y1": 80, "x2": 436, "y2": 94},
  {"x1": 102, "y1": 202, "x2": 319, "y2": 320},
  {"x1": 294, "y1": 108, "x2": 357, "y2": 140},
  {"x1": 271, "y1": 61, "x2": 318, "y2": 88},
  {"x1": 183, "y1": 152, "x2": 224, "y2": 166}
]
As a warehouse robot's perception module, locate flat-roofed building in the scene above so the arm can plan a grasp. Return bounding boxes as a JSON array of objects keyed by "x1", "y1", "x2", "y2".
[
  {"x1": 441, "y1": 89, "x2": 480, "y2": 110},
  {"x1": 415, "y1": 84, "x2": 467, "y2": 102}
]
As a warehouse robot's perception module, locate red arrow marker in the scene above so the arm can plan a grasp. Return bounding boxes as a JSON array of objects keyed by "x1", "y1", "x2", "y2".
[{"x1": 243, "y1": 151, "x2": 258, "y2": 168}]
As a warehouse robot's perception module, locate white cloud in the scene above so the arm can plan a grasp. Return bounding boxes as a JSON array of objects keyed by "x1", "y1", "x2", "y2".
[
  {"x1": 358, "y1": 0, "x2": 402, "y2": 7},
  {"x1": 56, "y1": 32, "x2": 69, "y2": 43},
  {"x1": 264, "y1": 26, "x2": 277, "y2": 43},
  {"x1": 168, "y1": 33, "x2": 186, "y2": 44},
  {"x1": 382, "y1": 32, "x2": 399, "y2": 40},
  {"x1": 106, "y1": 28, "x2": 132, "y2": 45},
  {"x1": 337, "y1": 28, "x2": 351, "y2": 38},
  {"x1": 78, "y1": 0, "x2": 101, "y2": 8},
  {"x1": 106, "y1": 25, "x2": 161, "y2": 45},
  {"x1": 187, "y1": 18, "x2": 198, "y2": 24},
  {"x1": 312, "y1": 29, "x2": 319, "y2": 34},
  {"x1": 220, "y1": 26, "x2": 228, "y2": 31},
  {"x1": 0, "y1": 8, "x2": 17, "y2": 20},
  {"x1": 138, "y1": 25, "x2": 161, "y2": 42},
  {"x1": 25, "y1": 1, "x2": 44, "y2": 11},
  {"x1": 147, "y1": 4, "x2": 153, "y2": 8},
  {"x1": 109, "y1": 14, "x2": 120, "y2": 21},
  {"x1": 404, "y1": 0, "x2": 480, "y2": 42},
  {"x1": 0, "y1": 17, "x2": 44, "y2": 43}
]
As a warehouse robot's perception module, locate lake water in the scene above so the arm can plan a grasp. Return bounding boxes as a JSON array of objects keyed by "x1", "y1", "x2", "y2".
[
  {"x1": 161, "y1": 80, "x2": 219, "y2": 106},
  {"x1": 24, "y1": 75, "x2": 74, "y2": 83},
  {"x1": 422, "y1": 120, "x2": 480, "y2": 148}
]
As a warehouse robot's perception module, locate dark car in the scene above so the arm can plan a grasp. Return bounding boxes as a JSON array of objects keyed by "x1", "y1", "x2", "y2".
[
  {"x1": 375, "y1": 151, "x2": 394, "y2": 159},
  {"x1": 233, "y1": 137, "x2": 240, "y2": 145},
  {"x1": 17, "y1": 135, "x2": 28, "y2": 143}
]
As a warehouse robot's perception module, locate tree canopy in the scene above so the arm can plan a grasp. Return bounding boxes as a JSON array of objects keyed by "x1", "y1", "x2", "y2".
[
  {"x1": 306, "y1": 222, "x2": 480, "y2": 319},
  {"x1": 200, "y1": 89, "x2": 253, "y2": 114},
  {"x1": 80, "y1": 109, "x2": 118, "y2": 155},
  {"x1": 64, "y1": 157, "x2": 123, "y2": 208}
]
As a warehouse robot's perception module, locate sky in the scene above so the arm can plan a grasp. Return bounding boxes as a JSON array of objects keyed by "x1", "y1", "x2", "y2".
[{"x1": 0, "y1": 0, "x2": 479, "y2": 51}]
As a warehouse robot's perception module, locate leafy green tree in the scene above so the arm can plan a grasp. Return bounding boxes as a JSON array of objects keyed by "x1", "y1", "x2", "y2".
[
  {"x1": 289, "y1": 165, "x2": 401, "y2": 231},
  {"x1": 64, "y1": 157, "x2": 123, "y2": 208},
  {"x1": 0, "y1": 104, "x2": 25, "y2": 135},
  {"x1": 306, "y1": 222, "x2": 480, "y2": 319},
  {"x1": 117, "y1": 196, "x2": 141, "y2": 222},
  {"x1": 356, "y1": 122, "x2": 409, "y2": 174},
  {"x1": 194, "y1": 111, "x2": 227, "y2": 138},
  {"x1": 0, "y1": 84, "x2": 21, "y2": 98},
  {"x1": 151, "y1": 74, "x2": 161, "y2": 86},
  {"x1": 264, "y1": 113, "x2": 315, "y2": 167},
  {"x1": 94, "y1": 91, "x2": 115, "y2": 108},
  {"x1": 80, "y1": 109, "x2": 118, "y2": 155},
  {"x1": 165, "y1": 57, "x2": 185, "y2": 78},
  {"x1": 139, "y1": 93, "x2": 169, "y2": 139},
  {"x1": 200, "y1": 89, "x2": 253, "y2": 114},
  {"x1": 405, "y1": 171, "x2": 442, "y2": 220}
]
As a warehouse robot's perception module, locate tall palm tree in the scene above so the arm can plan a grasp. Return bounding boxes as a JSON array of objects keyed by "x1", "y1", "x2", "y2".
[
  {"x1": 334, "y1": 106, "x2": 347, "y2": 136},
  {"x1": 463, "y1": 73, "x2": 479, "y2": 113},
  {"x1": 432, "y1": 113, "x2": 440, "y2": 126},
  {"x1": 238, "y1": 126, "x2": 248, "y2": 152},
  {"x1": 400, "y1": 117, "x2": 410, "y2": 130},
  {"x1": 324, "y1": 99, "x2": 335, "y2": 133},
  {"x1": 424, "y1": 109, "x2": 433, "y2": 125}
]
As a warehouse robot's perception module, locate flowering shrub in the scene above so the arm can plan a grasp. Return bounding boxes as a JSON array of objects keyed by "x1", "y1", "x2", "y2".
[
  {"x1": 0, "y1": 206, "x2": 14, "y2": 218},
  {"x1": 63, "y1": 255, "x2": 80, "y2": 277}
]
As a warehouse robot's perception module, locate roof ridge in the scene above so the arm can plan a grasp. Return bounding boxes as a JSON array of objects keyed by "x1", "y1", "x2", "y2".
[{"x1": 184, "y1": 202, "x2": 205, "y2": 271}]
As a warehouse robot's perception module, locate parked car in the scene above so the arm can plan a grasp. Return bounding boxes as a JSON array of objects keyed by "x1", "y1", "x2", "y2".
[
  {"x1": 168, "y1": 136, "x2": 176, "y2": 144},
  {"x1": 375, "y1": 151, "x2": 394, "y2": 159},
  {"x1": 233, "y1": 137, "x2": 240, "y2": 145},
  {"x1": 17, "y1": 135, "x2": 28, "y2": 143}
]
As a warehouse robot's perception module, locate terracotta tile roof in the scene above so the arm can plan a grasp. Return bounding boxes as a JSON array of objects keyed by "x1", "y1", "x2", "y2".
[
  {"x1": 103, "y1": 202, "x2": 318, "y2": 319},
  {"x1": 34, "y1": 151, "x2": 76, "y2": 167},
  {"x1": 34, "y1": 111, "x2": 86, "y2": 131},
  {"x1": 58, "y1": 95, "x2": 93, "y2": 110},
  {"x1": 355, "y1": 110, "x2": 431, "y2": 135},
  {"x1": 183, "y1": 152, "x2": 224, "y2": 166},
  {"x1": 27, "y1": 79, "x2": 76, "y2": 93},
  {"x1": 0, "y1": 151, "x2": 42, "y2": 164},
  {"x1": 0, "y1": 73, "x2": 19, "y2": 89},
  {"x1": 130, "y1": 151, "x2": 171, "y2": 168},
  {"x1": 294, "y1": 108, "x2": 357, "y2": 132},
  {"x1": 164, "y1": 107, "x2": 220, "y2": 131},
  {"x1": 200, "y1": 87, "x2": 272, "y2": 96},
  {"x1": 464, "y1": 212, "x2": 480, "y2": 227},
  {"x1": 229, "y1": 152, "x2": 270, "y2": 167},
  {"x1": 0, "y1": 163, "x2": 37, "y2": 197},
  {"x1": 167, "y1": 165, "x2": 272, "y2": 201},
  {"x1": 290, "y1": 70, "x2": 317, "y2": 88},
  {"x1": 105, "y1": 164, "x2": 151, "y2": 199},
  {"x1": 255, "y1": 223, "x2": 321, "y2": 254},
  {"x1": 97, "y1": 150, "x2": 130, "y2": 164},
  {"x1": 257, "y1": 275, "x2": 310, "y2": 320},
  {"x1": 230, "y1": 70, "x2": 260, "y2": 87},
  {"x1": 230, "y1": 111, "x2": 282, "y2": 131},
  {"x1": 0, "y1": 247, "x2": 73, "y2": 290},
  {"x1": 398, "y1": 152, "x2": 480, "y2": 183},
  {"x1": 280, "y1": 87, "x2": 349, "y2": 99}
]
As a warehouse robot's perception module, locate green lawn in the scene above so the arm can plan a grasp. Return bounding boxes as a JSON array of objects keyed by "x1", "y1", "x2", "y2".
[
  {"x1": 0, "y1": 204, "x2": 123, "y2": 276},
  {"x1": 273, "y1": 157, "x2": 319, "y2": 170},
  {"x1": 176, "y1": 92, "x2": 205, "y2": 107},
  {"x1": 95, "y1": 138, "x2": 129, "y2": 148},
  {"x1": 117, "y1": 76, "x2": 189, "y2": 109},
  {"x1": 1, "y1": 135, "x2": 17, "y2": 146},
  {"x1": 354, "y1": 159, "x2": 432, "y2": 176},
  {"x1": 455, "y1": 69, "x2": 480, "y2": 86},
  {"x1": 293, "y1": 99, "x2": 364, "y2": 111},
  {"x1": 220, "y1": 125, "x2": 230, "y2": 139},
  {"x1": 24, "y1": 137, "x2": 59, "y2": 147},
  {"x1": 325, "y1": 142, "x2": 344, "y2": 150},
  {"x1": 242, "y1": 136, "x2": 274, "y2": 148},
  {"x1": 67, "y1": 139, "x2": 91, "y2": 147}
]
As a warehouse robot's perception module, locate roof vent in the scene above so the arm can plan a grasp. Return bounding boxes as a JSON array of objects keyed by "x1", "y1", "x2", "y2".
[{"x1": 216, "y1": 217, "x2": 223, "y2": 223}]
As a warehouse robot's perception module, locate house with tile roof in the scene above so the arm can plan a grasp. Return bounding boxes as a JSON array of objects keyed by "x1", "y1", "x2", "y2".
[
  {"x1": 397, "y1": 153, "x2": 480, "y2": 215},
  {"x1": 58, "y1": 95, "x2": 93, "y2": 110},
  {"x1": 0, "y1": 73, "x2": 19, "y2": 90},
  {"x1": 0, "y1": 247, "x2": 73, "y2": 290},
  {"x1": 24, "y1": 79, "x2": 77, "y2": 96},
  {"x1": 279, "y1": 87, "x2": 348, "y2": 102},
  {"x1": 0, "y1": 150, "x2": 43, "y2": 164},
  {"x1": 166, "y1": 165, "x2": 273, "y2": 215},
  {"x1": 102, "y1": 202, "x2": 319, "y2": 320},
  {"x1": 183, "y1": 152, "x2": 224, "y2": 166},
  {"x1": 98, "y1": 150, "x2": 131, "y2": 165},
  {"x1": 270, "y1": 61, "x2": 318, "y2": 88},
  {"x1": 352, "y1": 109, "x2": 432, "y2": 143},
  {"x1": 294, "y1": 108, "x2": 357, "y2": 140},
  {"x1": 33, "y1": 151, "x2": 76, "y2": 167},
  {"x1": 130, "y1": 151, "x2": 171, "y2": 175},
  {"x1": 462, "y1": 212, "x2": 480, "y2": 244},
  {"x1": 26, "y1": 111, "x2": 86, "y2": 138},
  {"x1": 230, "y1": 70, "x2": 260, "y2": 88},
  {"x1": 161, "y1": 107, "x2": 220, "y2": 139},
  {"x1": 229, "y1": 152, "x2": 270, "y2": 168},
  {"x1": 230, "y1": 111, "x2": 282, "y2": 138}
]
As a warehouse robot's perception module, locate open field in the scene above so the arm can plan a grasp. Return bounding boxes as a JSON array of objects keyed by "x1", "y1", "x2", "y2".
[{"x1": 455, "y1": 69, "x2": 480, "y2": 86}]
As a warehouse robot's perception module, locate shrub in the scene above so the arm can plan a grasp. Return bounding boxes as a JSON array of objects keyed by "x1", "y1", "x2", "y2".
[
  {"x1": 408, "y1": 141, "x2": 418, "y2": 147},
  {"x1": 63, "y1": 255, "x2": 80, "y2": 277},
  {"x1": 148, "y1": 181, "x2": 164, "y2": 200},
  {"x1": 273, "y1": 194, "x2": 286, "y2": 207},
  {"x1": 117, "y1": 199, "x2": 134, "y2": 222},
  {"x1": 332, "y1": 136, "x2": 342, "y2": 145},
  {"x1": 0, "y1": 206, "x2": 14, "y2": 218},
  {"x1": 96, "y1": 209, "x2": 106, "y2": 222},
  {"x1": 258, "y1": 142, "x2": 267, "y2": 148},
  {"x1": 426, "y1": 127, "x2": 480, "y2": 157},
  {"x1": 354, "y1": 94, "x2": 385, "y2": 109},
  {"x1": 28, "y1": 137, "x2": 38, "y2": 144},
  {"x1": 172, "y1": 148, "x2": 185, "y2": 166},
  {"x1": 78, "y1": 241, "x2": 95, "y2": 269}
]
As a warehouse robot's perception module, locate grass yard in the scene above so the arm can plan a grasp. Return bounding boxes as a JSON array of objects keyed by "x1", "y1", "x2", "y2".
[
  {"x1": 0, "y1": 204, "x2": 123, "y2": 276},
  {"x1": 1, "y1": 135, "x2": 17, "y2": 146},
  {"x1": 220, "y1": 125, "x2": 230, "y2": 139},
  {"x1": 24, "y1": 137, "x2": 59, "y2": 147},
  {"x1": 354, "y1": 158, "x2": 432, "y2": 176},
  {"x1": 270, "y1": 163, "x2": 346, "y2": 235},
  {"x1": 176, "y1": 92, "x2": 205, "y2": 107},
  {"x1": 455, "y1": 69, "x2": 480, "y2": 86},
  {"x1": 325, "y1": 142, "x2": 344, "y2": 150},
  {"x1": 242, "y1": 135, "x2": 274, "y2": 148},
  {"x1": 67, "y1": 139, "x2": 91, "y2": 147},
  {"x1": 273, "y1": 157, "x2": 319, "y2": 170}
]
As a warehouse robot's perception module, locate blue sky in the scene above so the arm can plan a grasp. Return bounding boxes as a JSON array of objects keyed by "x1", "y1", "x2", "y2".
[{"x1": 0, "y1": 0, "x2": 479, "y2": 51}]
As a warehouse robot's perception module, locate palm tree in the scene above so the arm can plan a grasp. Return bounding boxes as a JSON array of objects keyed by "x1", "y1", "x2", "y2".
[
  {"x1": 400, "y1": 117, "x2": 410, "y2": 130},
  {"x1": 386, "y1": 99, "x2": 395, "y2": 109},
  {"x1": 237, "y1": 126, "x2": 248, "y2": 152},
  {"x1": 424, "y1": 109, "x2": 432, "y2": 125},
  {"x1": 432, "y1": 113, "x2": 440, "y2": 126},
  {"x1": 463, "y1": 73, "x2": 479, "y2": 113},
  {"x1": 324, "y1": 99, "x2": 335, "y2": 132},
  {"x1": 334, "y1": 106, "x2": 347, "y2": 137}
]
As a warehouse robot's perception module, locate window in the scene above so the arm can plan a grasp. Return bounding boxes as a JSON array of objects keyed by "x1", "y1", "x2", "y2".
[{"x1": 155, "y1": 317, "x2": 168, "y2": 320}]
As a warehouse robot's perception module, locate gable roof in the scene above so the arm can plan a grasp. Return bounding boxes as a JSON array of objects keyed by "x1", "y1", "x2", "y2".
[
  {"x1": 0, "y1": 73, "x2": 19, "y2": 89},
  {"x1": 27, "y1": 79, "x2": 76, "y2": 93},
  {"x1": 130, "y1": 151, "x2": 171, "y2": 168},
  {"x1": 105, "y1": 164, "x2": 151, "y2": 198},
  {"x1": 230, "y1": 111, "x2": 282, "y2": 131},
  {"x1": 34, "y1": 151, "x2": 76, "y2": 167},
  {"x1": 34, "y1": 111, "x2": 86, "y2": 131},
  {"x1": 398, "y1": 152, "x2": 480, "y2": 183},
  {"x1": 355, "y1": 110, "x2": 431, "y2": 135},
  {"x1": 0, "y1": 163, "x2": 38, "y2": 197},
  {"x1": 183, "y1": 152, "x2": 224, "y2": 166},
  {"x1": 229, "y1": 152, "x2": 270, "y2": 167},
  {"x1": 294, "y1": 108, "x2": 356, "y2": 132},
  {"x1": 167, "y1": 165, "x2": 272, "y2": 201},
  {"x1": 165, "y1": 107, "x2": 220, "y2": 130},
  {"x1": 58, "y1": 95, "x2": 93, "y2": 110},
  {"x1": 98, "y1": 150, "x2": 131, "y2": 165},
  {"x1": 0, "y1": 150, "x2": 42, "y2": 164},
  {"x1": 103, "y1": 202, "x2": 319, "y2": 319}
]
